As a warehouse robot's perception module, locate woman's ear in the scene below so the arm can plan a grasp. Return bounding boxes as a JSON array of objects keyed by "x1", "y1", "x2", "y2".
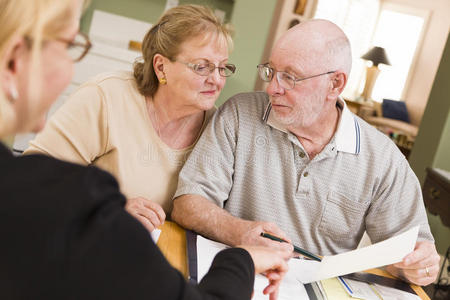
[
  {"x1": 0, "y1": 36, "x2": 28, "y2": 100},
  {"x1": 153, "y1": 53, "x2": 167, "y2": 81}
]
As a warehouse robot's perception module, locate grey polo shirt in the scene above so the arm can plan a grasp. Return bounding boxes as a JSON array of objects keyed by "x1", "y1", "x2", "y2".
[{"x1": 175, "y1": 92, "x2": 433, "y2": 255}]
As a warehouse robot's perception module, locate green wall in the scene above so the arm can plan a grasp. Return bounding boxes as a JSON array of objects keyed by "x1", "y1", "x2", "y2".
[
  {"x1": 434, "y1": 111, "x2": 450, "y2": 171},
  {"x1": 217, "y1": 0, "x2": 277, "y2": 105},
  {"x1": 79, "y1": 0, "x2": 275, "y2": 105},
  {"x1": 81, "y1": 0, "x2": 234, "y2": 33},
  {"x1": 409, "y1": 33, "x2": 450, "y2": 255},
  {"x1": 409, "y1": 34, "x2": 450, "y2": 184}
]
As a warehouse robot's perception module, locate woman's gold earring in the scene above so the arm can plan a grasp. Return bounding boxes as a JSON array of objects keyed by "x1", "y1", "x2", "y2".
[{"x1": 159, "y1": 77, "x2": 167, "y2": 85}]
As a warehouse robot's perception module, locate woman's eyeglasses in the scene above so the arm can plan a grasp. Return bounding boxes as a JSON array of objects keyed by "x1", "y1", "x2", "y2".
[
  {"x1": 26, "y1": 32, "x2": 92, "y2": 62},
  {"x1": 179, "y1": 61, "x2": 236, "y2": 77},
  {"x1": 57, "y1": 32, "x2": 92, "y2": 62}
]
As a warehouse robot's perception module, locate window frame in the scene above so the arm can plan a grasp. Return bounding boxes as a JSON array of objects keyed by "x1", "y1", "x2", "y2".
[{"x1": 371, "y1": 2, "x2": 430, "y2": 101}]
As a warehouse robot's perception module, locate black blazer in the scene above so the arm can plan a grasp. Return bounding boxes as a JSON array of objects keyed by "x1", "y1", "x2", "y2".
[{"x1": 0, "y1": 143, "x2": 254, "y2": 299}]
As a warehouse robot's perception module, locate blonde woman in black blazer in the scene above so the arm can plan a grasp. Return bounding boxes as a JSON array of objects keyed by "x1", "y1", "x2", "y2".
[{"x1": 0, "y1": 0, "x2": 292, "y2": 299}]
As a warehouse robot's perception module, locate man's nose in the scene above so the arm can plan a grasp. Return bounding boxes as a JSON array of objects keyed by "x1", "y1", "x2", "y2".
[{"x1": 266, "y1": 73, "x2": 284, "y2": 96}]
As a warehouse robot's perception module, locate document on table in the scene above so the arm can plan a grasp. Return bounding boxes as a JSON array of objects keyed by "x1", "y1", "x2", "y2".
[
  {"x1": 196, "y1": 236, "x2": 310, "y2": 300},
  {"x1": 151, "y1": 229, "x2": 161, "y2": 243},
  {"x1": 197, "y1": 225, "x2": 418, "y2": 298},
  {"x1": 292, "y1": 226, "x2": 419, "y2": 283}
]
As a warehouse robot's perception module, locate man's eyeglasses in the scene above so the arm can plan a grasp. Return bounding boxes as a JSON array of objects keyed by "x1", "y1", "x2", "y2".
[
  {"x1": 257, "y1": 63, "x2": 335, "y2": 90},
  {"x1": 57, "y1": 32, "x2": 92, "y2": 62},
  {"x1": 179, "y1": 61, "x2": 236, "y2": 77}
]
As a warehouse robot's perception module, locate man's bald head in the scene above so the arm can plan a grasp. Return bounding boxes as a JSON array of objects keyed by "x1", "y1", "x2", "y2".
[{"x1": 274, "y1": 19, "x2": 352, "y2": 77}]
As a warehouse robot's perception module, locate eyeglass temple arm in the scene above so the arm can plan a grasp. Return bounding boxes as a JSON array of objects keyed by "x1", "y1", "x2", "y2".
[{"x1": 296, "y1": 70, "x2": 336, "y2": 82}]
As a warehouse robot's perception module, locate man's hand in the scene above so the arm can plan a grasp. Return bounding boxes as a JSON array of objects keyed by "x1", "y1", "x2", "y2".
[
  {"x1": 238, "y1": 220, "x2": 294, "y2": 253},
  {"x1": 386, "y1": 241, "x2": 440, "y2": 286},
  {"x1": 125, "y1": 197, "x2": 166, "y2": 232},
  {"x1": 239, "y1": 245, "x2": 292, "y2": 300}
]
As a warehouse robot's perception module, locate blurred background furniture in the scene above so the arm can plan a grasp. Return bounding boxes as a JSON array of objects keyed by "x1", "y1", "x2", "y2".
[
  {"x1": 345, "y1": 98, "x2": 418, "y2": 158},
  {"x1": 423, "y1": 167, "x2": 450, "y2": 228},
  {"x1": 422, "y1": 167, "x2": 450, "y2": 299},
  {"x1": 358, "y1": 46, "x2": 391, "y2": 102}
]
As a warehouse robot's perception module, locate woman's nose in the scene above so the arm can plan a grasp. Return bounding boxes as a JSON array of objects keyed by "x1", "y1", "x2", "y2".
[{"x1": 206, "y1": 68, "x2": 224, "y2": 86}]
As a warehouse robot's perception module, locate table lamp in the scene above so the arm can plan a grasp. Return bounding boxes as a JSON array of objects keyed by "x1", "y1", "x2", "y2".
[{"x1": 360, "y1": 46, "x2": 391, "y2": 101}]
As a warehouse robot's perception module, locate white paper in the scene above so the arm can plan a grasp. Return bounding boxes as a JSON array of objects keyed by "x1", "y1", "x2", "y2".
[
  {"x1": 373, "y1": 283, "x2": 421, "y2": 300},
  {"x1": 252, "y1": 261, "x2": 309, "y2": 300},
  {"x1": 339, "y1": 278, "x2": 381, "y2": 300},
  {"x1": 197, "y1": 236, "x2": 228, "y2": 281},
  {"x1": 197, "y1": 236, "x2": 309, "y2": 299},
  {"x1": 294, "y1": 226, "x2": 419, "y2": 283},
  {"x1": 274, "y1": 267, "x2": 309, "y2": 300},
  {"x1": 151, "y1": 229, "x2": 161, "y2": 243}
]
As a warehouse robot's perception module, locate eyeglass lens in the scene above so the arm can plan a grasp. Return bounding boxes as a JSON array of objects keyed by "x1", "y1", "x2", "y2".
[
  {"x1": 258, "y1": 64, "x2": 295, "y2": 90},
  {"x1": 67, "y1": 33, "x2": 91, "y2": 62},
  {"x1": 192, "y1": 63, "x2": 236, "y2": 77}
]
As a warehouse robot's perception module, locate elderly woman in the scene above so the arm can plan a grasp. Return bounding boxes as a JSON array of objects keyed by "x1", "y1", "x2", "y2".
[
  {"x1": 25, "y1": 5, "x2": 235, "y2": 232},
  {"x1": 0, "y1": 0, "x2": 291, "y2": 298}
]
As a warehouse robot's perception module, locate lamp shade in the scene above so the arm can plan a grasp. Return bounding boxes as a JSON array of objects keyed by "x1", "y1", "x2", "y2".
[{"x1": 361, "y1": 46, "x2": 391, "y2": 66}]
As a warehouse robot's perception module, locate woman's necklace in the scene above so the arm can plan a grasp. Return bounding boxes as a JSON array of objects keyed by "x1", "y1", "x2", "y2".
[
  {"x1": 151, "y1": 103, "x2": 163, "y2": 138},
  {"x1": 147, "y1": 99, "x2": 200, "y2": 149}
]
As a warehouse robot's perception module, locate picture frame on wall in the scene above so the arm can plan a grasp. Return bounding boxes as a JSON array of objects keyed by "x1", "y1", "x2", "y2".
[{"x1": 294, "y1": 0, "x2": 307, "y2": 15}]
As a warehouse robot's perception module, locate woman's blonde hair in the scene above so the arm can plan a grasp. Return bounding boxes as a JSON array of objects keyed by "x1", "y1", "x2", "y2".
[
  {"x1": 133, "y1": 4, "x2": 233, "y2": 97},
  {"x1": 0, "y1": 0, "x2": 83, "y2": 138}
]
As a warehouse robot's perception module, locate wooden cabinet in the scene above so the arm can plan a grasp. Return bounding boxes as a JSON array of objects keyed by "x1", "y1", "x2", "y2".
[{"x1": 423, "y1": 168, "x2": 450, "y2": 228}]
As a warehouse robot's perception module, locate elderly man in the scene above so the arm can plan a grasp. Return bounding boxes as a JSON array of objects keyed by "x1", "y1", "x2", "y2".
[{"x1": 172, "y1": 19, "x2": 440, "y2": 286}]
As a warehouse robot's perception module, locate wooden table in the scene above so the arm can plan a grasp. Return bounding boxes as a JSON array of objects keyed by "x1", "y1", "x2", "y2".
[
  {"x1": 157, "y1": 221, "x2": 189, "y2": 278},
  {"x1": 157, "y1": 221, "x2": 430, "y2": 299}
]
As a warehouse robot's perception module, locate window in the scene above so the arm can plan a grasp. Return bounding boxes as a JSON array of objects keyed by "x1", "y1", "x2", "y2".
[
  {"x1": 314, "y1": 0, "x2": 428, "y2": 102},
  {"x1": 370, "y1": 4, "x2": 428, "y2": 102},
  {"x1": 314, "y1": 0, "x2": 380, "y2": 100}
]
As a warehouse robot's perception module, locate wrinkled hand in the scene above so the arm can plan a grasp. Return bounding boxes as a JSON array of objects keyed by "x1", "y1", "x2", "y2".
[
  {"x1": 240, "y1": 245, "x2": 292, "y2": 300},
  {"x1": 238, "y1": 221, "x2": 294, "y2": 253},
  {"x1": 386, "y1": 241, "x2": 440, "y2": 286},
  {"x1": 125, "y1": 197, "x2": 166, "y2": 232}
]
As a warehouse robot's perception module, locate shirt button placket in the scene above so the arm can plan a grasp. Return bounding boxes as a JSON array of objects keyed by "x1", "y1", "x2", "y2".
[{"x1": 297, "y1": 169, "x2": 309, "y2": 193}]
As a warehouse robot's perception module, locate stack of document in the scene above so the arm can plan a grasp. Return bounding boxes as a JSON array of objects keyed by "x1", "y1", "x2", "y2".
[
  {"x1": 196, "y1": 226, "x2": 419, "y2": 300},
  {"x1": 291, "y1": 226, "x2": 419, "y2": 283},
  {"x1": 334, "y1": 276, "x2": 421, "y2": 300},
  {"x1": 196, "y1": 237, "x2": 311, "y2": 299}
]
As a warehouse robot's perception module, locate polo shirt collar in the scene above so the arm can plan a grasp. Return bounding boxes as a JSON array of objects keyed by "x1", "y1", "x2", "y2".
[{"x1": 263, "y1": 96, "x2": 361, "y2": 154}]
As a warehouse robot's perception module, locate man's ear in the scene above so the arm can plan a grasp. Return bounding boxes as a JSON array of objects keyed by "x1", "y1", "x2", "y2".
[
  {"x1": 328, "y1": 71, "x2": 347, "y2": 99},
  {"x1": 0, "y1": 36, "x2": 28, "y2": 97}
]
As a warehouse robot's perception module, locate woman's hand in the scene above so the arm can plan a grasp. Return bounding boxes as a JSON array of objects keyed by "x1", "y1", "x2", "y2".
[
  {"x1": 240, "y1": 245, "x2": 292, "y2": 300},
  {"x1": 125, "y1": 197, "x2": 166, "y2": 232}
]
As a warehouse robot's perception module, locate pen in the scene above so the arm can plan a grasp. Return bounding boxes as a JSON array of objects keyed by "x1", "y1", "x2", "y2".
[
  {"x1": 338, "y1": 276, "x2": 353, "y2": 294},
  {"x1": 260, "y1": 232, "x2": 322, "y2": 262}
]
